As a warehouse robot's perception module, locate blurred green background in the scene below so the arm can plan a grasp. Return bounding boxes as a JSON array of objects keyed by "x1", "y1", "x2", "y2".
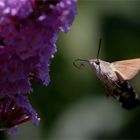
[{"x1": 4, "y1": 0, "x2": 140, "y2": 139}]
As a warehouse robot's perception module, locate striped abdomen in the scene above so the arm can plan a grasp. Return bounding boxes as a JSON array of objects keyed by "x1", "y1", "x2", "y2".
[{"x1": 113, "y1": 81, "x2": 140, "y2": 110}]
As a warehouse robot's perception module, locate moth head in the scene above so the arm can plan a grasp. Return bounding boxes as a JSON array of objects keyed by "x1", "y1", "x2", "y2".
[{"x1": 89, "y1": 59, "x2": 101, "y2": 71}]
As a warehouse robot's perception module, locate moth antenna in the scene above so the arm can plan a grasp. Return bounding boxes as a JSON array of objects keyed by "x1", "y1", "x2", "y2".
[
  {"x1": 97, "y1": 38, "x2": 102, "y2": 62},
  {"x1": 73, "y1": 59, "x2": 89, "y2": 69}
]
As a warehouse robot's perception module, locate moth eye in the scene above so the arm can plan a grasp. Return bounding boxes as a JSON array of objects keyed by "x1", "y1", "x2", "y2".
[{"x1": 95, "y1": 61, "x2": 100, "y2": 65}]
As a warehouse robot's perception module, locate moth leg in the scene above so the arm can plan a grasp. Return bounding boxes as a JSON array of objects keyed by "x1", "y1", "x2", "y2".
[
  {"x1": 115, "y1": 71, "x2": 124, "y2": 81},
  {"x1": 106, "y1": 89, "x2": 119, "y2": 101},
  {"x1": 104, "y1": 85, "x2": 113, "y2": 97},
  {"x1": 113, "y1": 81, "x2": 121, "y2": 88},
  {"x1": 106, "y1": 92, "x2": 112, "y2": 97}
]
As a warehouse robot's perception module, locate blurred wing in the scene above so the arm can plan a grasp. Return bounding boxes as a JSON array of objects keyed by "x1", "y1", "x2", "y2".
[{"x1": 111, "y1": 58, "x2": 140, "y2": 80}]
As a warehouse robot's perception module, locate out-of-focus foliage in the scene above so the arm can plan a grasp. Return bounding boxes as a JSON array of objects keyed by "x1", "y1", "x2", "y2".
[{"x1": 8, "y1": 0, "x2": 140, "y2": 139}]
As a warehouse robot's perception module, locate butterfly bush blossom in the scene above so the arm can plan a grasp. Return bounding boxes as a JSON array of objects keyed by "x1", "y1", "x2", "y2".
[{"x1": 0, "y1": 0, "x2": 77, "y2": 131}]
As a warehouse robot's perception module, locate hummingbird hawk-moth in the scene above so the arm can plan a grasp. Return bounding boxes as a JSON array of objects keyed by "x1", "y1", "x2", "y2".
[{"x1": 74, "y1": 39, "x2": 140, "y2": 110}]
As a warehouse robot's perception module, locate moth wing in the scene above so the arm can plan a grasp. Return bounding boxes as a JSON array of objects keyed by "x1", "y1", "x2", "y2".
[{"x1": 111, "y1": 58, "x2": 140, "y2": 80}]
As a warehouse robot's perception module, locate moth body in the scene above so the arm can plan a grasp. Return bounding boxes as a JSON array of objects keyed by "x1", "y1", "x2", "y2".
[{"x1": 89, "y1": 59, "x2": 140, "y2": 110}]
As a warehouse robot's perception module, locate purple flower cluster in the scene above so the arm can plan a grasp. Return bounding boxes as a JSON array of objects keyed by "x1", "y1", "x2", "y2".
[{"x1": 0, "y1": 0, "x2": 77, "y2": 132}]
